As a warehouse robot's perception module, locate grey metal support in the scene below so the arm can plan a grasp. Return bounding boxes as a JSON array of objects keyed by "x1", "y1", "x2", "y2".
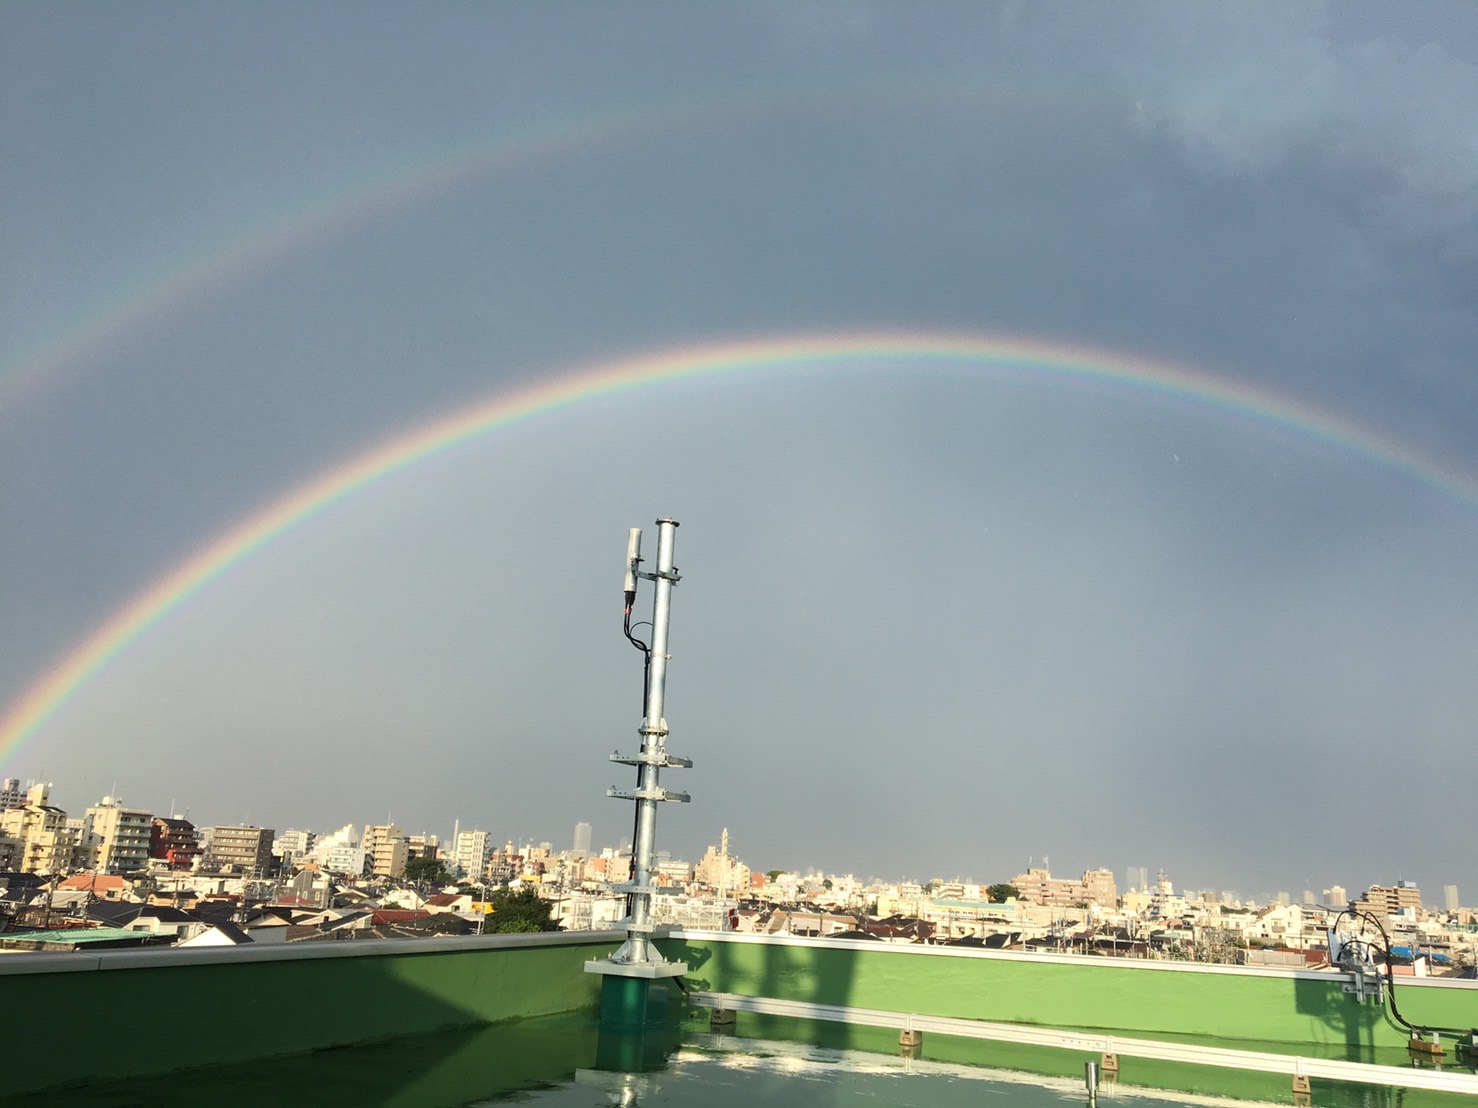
[{"x1": 587, "y1": 519, "x2": 690, "y2": 988}]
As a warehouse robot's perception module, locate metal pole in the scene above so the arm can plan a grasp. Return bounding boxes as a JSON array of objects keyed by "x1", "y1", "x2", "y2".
[
  {"x1": 590, "y1": 518, "x2": 691, "y2": 991},
  {"x1": 627, "y1": 519, "x2": 677, "y2": 963}
]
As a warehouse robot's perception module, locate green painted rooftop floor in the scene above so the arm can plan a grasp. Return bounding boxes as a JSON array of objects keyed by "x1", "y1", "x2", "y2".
[{"x1": 21, "y1": 1006, "x2": 1475, "y2": 1108}]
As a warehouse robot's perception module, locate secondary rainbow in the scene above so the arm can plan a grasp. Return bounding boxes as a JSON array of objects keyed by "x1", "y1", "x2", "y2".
[
  {"x1": 2, "y1": 329, "x2": 1474, "y2": 765},
  {"x1": 0, "y1": 92, "x2": 716, "y2": 411},
  {"x1": 1, "y1": 75, "x2": 1090, "y2": 413}
]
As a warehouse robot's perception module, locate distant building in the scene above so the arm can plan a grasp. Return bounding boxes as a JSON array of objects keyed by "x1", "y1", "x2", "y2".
[
  {"x1": 0, "y1": 778, "x2": 25, "y2": 811},
  {"x1": 0, "y1": 783, "x2": 77, "y2": 874},
  {"x1": 1009, "y1": 866, "x2": 1118, "y2": 908},
  {"x1": 572, "y1": 822, "x2": 592, "y2": 859},
  {"x1": 1358, "y1": 882, "x2": 1423, "y2": 917},
  {"x1": 308, "y1": 824, "x2": 366, "y2": 876},
  {"x1": 1323, "y1": 885, "x2": 1348, "y2": 907},
  {"x1": 202, "y1": 825, "x2": 274, "y2": 874},
  {"x1": 695, "y1": 830, "x2": 750, "y2": 895},
  {"x1": 452, "y1": 830, "x2": 493, "y2": 880},
  {"x1": 655, "y1": 858, "x2": 693, "y2": 886},
  {"x1": 83, "y1": 797, "x2": 153, "y2": 874},
  {"x1": 363, "y1": 824, "x2": 408, "y2": 879},
  {"x1": 150, "y1": 816, "x2": 202, "y2": 869},
  {"x1": 404, "y1": 834, "x2": 440, "y2": 864},
  {"x1": 272, "y1": 829, "x2": 316, "y2": 869},
  {"x1": 1443, "y1": 885, "x2": 1460, "y2": 913}
]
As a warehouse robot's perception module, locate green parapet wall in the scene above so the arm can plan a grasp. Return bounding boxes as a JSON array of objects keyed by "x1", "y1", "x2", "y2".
[
  {"x1": 661, "y1": 932, "x2": 1478, "y2": 1058},
  {"x1": 6, "y1": 929, "x2": 1475, "y2": 1098},
  {"x1": 0, "y1": 932, "x2": 619, "y2": 1095}
]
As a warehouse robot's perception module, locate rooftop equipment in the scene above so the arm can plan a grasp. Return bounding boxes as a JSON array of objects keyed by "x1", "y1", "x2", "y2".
[{"x1": 586, "y1": 520, "x2": 692, "y2": 1022}]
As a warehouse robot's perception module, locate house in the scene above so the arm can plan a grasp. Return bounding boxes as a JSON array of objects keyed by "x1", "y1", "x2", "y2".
[
  {"x1": 57, "y1": 873, "x2": 130, "y2": 901},
  {"x1": 179, "y1": 921, "x2": 254, "y2": 947},
  {"x1": 0, "y1": 926, "x2": 170, "y2": 952},
  {"x1": 123, "y1": 904, "x2": 201, "y2": 941}
]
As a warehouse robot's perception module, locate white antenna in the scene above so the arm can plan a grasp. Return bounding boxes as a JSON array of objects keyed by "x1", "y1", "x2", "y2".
[{"x1": 623, "y1": 527, "x2": 643, "y2": 602}]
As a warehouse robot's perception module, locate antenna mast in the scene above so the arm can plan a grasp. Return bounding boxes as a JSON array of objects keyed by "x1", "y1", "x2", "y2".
[{"x1": 587, "y1": 519, "x2": 692, "y2": 1003}]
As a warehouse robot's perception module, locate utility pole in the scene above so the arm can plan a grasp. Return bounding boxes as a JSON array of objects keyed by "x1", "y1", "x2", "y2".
[{"x1": 586, "y1": 520, "x2": 692, "y2": 1022}]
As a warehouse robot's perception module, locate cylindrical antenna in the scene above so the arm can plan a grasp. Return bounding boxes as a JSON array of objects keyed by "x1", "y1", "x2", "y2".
[{"x1": 623, "y1": 527, "x2": 643, "y2": 603}]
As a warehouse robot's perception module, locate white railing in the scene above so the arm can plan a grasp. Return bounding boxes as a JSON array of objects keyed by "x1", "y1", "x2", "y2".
[{"x1": 688, "y1": 991, "x2": 1478, "y2": 1096}]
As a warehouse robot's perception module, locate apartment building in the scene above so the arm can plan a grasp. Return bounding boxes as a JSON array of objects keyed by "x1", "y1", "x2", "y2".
[
  {"x1": 202, "y1": 825, "x2": 274, "y2": 874},
  {"x1": 452, "y1": 830, "x2": 492, "y2": 880},
  {"x1": 307, "y1": 824, "x2": 366, "y2": 876},
  {"x1": 363, "y1": 824, "x2": 408, "y2": 879},
  {"x1": 271, "y1": 829, "x2": 316, "y2": 869},
  {"x1": 0, "y1": 778, "x2": 25, "y2": 811},
  {"x1": 1009, "y1": 866, "x2": 1119, "y2": 908},
  {"x1": 82, "y1": 797, "x2": 154, "y2": 874},
  {"x1": 1358, "y1": 882, "x2": 1424, "y2": 918},
  {"x1": 0, "y1": 784, "x2": 77, "y2": 874},
  {"x1": 151, "y1": 817, "x2": 202, "y2": 869}
]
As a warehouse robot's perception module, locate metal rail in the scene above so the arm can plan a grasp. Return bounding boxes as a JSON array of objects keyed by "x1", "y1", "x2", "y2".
[{"x1": 688, "y1": 991, "x2": 1478, "y2": 1095}]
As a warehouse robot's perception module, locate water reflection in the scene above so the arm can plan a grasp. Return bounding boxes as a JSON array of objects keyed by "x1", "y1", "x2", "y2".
[{"x1": 30, "y1": 1004, "x2": 1468, "y2": 1108}]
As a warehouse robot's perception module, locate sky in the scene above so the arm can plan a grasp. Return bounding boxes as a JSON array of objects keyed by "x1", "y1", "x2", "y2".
[{"x1": 1, "y1": 2, "x2": 1475, "y2": 902}]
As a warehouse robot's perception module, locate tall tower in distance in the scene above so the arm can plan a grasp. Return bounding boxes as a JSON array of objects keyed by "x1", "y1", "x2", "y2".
[{"x1": 573, "y1": 821, "x2": 592, "y2": 859}]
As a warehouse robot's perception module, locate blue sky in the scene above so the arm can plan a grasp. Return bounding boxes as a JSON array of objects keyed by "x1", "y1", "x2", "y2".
[{"x1": 2, "y1": 2, "x2": 1475, "y2": 900}]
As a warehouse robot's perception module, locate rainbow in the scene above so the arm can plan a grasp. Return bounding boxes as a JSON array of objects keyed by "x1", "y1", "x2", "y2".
[
  {"x1": 0, "y1": 93, "x2": 710, "y2": 412},
  {"x1": 0, "y1": 75, "x2": 1095, "y2": 414},
  {"x1": 2, "y1": 329, "x2": 1475, "y2": 765}
]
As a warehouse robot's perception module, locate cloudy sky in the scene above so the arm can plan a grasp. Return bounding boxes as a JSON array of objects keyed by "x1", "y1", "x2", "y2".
[{"x1": 2, "y1": 2, "x2": 1475, "y2": 900}]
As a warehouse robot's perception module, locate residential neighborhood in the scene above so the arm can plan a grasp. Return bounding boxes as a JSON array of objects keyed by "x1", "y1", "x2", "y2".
[{"x1": 1, "y1": 776, "x2": 1473, "y2": 976}]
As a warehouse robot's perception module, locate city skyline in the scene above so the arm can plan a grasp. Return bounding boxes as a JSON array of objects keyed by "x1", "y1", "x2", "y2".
[
  {"x1": 1, "y1": 773, "x2": 1466, "y2": 912},
  {"x1": 3, "y1": 6, "x2": 1476, "y2": 899}
]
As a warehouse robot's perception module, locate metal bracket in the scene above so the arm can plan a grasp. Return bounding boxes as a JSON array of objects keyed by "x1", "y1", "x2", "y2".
[
  {"x1": 607, "y1": 785, "x2": 691, "y2": 803},
  {"x1": 610, "y1": 749, "x2": 692, "y2": 768}
]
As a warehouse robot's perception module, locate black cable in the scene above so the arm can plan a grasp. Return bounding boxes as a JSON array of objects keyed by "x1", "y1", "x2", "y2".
[
  {"x1": 1333, "y1": 905, "x2": 1473, "y2": 1038},
  {"x1": 622, "y1": 603, "x2": 651, "y2": 919}
]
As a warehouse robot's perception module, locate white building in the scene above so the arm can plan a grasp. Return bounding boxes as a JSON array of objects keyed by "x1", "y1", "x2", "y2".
[
  {"x1": 0, "y1": 783, "x2": 79, "y2": 874},
  {"x1": 308, "y1": 823, "x2": 366, "y2": 876},
  {"x1": 82, "y1": 796, "x2": 154, "y2": 874},
  {"x1": 453, "y1": 830, "x2": 493, "y2": 880},
  {"x1": 273, "y1": 829, "x2": 317, "y2": 868}
]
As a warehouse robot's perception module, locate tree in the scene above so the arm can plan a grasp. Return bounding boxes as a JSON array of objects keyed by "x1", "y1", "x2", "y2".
[
  {"x1": 486, "y1": 884, "x2": 558, "y2": 933},
  {"x1": 987, "y1": 883, "x2": 1021, "y2": 903},
  {"x1": 404, "y1": 857, "x2": 451, "y2": 886},
  {"x1": 823, "y1": 878, "x2": 833, "y2": 891},
  {"x1": 766, "y1": 869, "x2": 785, "y2": 883}
]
